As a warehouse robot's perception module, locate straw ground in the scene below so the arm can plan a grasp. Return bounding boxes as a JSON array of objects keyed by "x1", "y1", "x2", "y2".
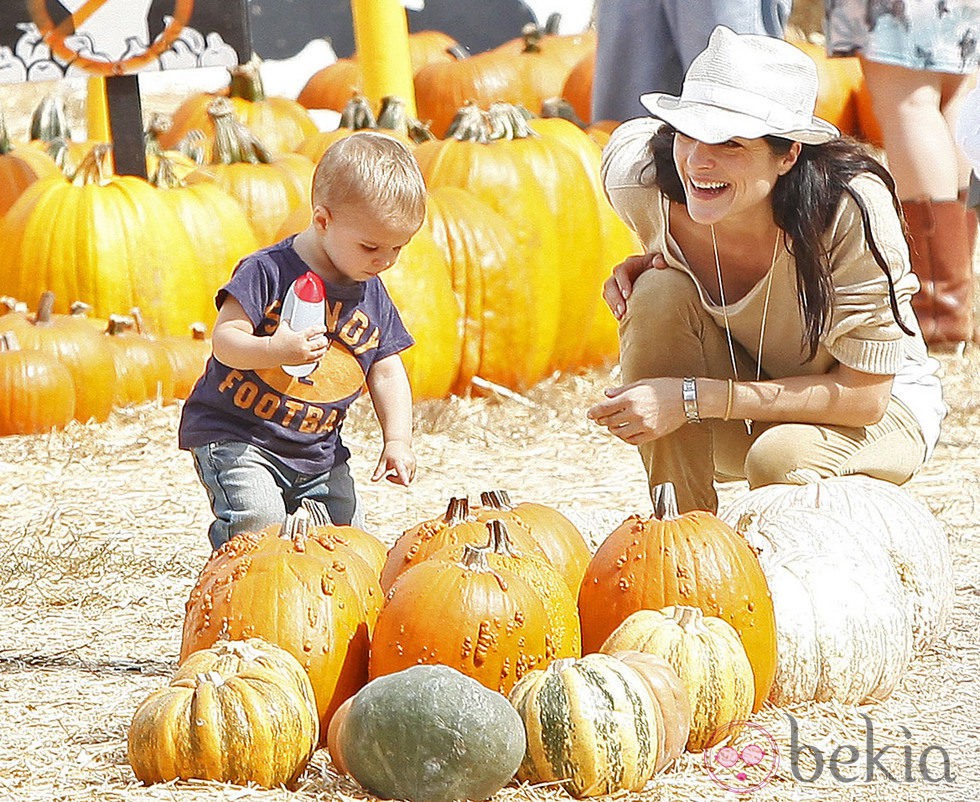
[{"x1": 0, "y1": 346, "x2": 977, "y2": 802}]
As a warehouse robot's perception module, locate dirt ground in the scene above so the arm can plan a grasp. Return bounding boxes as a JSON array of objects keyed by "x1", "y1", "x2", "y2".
[{"x1": 0, "y1": 344, "x2": 978, "y2": 802}]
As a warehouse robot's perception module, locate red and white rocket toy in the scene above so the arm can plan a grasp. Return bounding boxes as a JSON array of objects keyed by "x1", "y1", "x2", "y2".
[{"x1": 280, "y1": 271, "x2": 326, "y2": 378}]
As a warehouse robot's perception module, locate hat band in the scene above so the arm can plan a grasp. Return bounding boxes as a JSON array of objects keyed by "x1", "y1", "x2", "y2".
[{"x1": 680, "y1": 80, "x2": 807, "y2": 131}]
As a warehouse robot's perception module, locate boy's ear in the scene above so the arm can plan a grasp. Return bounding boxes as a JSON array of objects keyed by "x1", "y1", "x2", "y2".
[{"x1": 311, "y1": 205, "x2": 332, "y2": 230}]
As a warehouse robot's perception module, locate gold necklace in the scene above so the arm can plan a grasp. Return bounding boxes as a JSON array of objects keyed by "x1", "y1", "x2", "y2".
[{"x1": 710, "y1": 225, "x2": 781, "y2": 435}]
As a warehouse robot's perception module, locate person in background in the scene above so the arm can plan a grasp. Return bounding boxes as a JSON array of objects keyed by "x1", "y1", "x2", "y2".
[
  {"x1": 588, "y1": 26, "x2": 945, "y2": 514},
  {"x1": 591, "y1": 0, "x2": 793, "y2": 123},
  {"x1": 825, "y1": 0, "x2": 980, "y2": 350},
  {"x1": 179, "y1": 132, "x2": 423, "y2": 550}
]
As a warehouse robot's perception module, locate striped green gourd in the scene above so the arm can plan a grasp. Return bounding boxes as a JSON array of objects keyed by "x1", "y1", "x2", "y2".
[{"x1": 507, "y1": 652, "x2": 660, "y2": 797}]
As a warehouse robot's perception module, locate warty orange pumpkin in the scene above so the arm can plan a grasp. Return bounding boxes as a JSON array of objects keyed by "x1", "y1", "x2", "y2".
[{"x1": 578, "y1": 481, "x2": 776, "y2": 712}]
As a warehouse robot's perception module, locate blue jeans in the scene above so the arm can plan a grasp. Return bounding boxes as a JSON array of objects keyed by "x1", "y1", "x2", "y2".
[{"x1": 191, "y1": 441, "x2": 361, "y2": 550}]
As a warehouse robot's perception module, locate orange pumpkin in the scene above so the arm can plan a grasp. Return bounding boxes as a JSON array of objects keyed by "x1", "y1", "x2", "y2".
[
  {"x1": 160, "y1": 60, "x2": 318, "y2": 155},
  {"x1": 102, "y1": 314, "x2": 176, "y2": 407},
  {"x1": 381, "y1": 496, "x2": 546, "y2": 592},
  {"x1": 0, "y1": 330, "x2": 74, "y2": 435},
  {"x1": 578, "y1": 482, "x2": 777, "y2": 712},
  {"x1": 0, "y1": 146, "x2": 209, "y2": 337},
  {"x1": 157, "y1": 322, "x2": 211, "y2": 400},
  {"x1": 561, "y1": 50, "x2": 595, "y2": 125},
  {"x1": 369, "y1": 543, "x2": 554, "y2": 694},
  {"x1": 476, "y1": 489, "x2": 590, "y2": 595},
  {"x1": 180, "y1": 513, "x2": 381, "y2": 743},
  {"x1": 183, "y1": 98, "x2": 312, "y2": 247},
  {"x1": 2, "y1": 291, "x2": 116, "y2": 423},
  {"x1": 431, "y1": 519, "x2": 582, "y2": 658}
]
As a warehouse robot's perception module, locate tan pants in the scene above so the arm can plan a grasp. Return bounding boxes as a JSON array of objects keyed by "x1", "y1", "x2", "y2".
[{"x1": 619, "y1": 269, "x2": 927, "y2": 513}]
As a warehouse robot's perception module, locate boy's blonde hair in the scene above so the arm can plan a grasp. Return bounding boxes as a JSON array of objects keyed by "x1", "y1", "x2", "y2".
[{"x1": 311, "y1": 131, "x2": 427, "y2": 227}]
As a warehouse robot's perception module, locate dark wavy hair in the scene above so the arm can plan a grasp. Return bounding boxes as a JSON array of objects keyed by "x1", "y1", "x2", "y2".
[{"x1": 640, "y1": 125, "x2": 914, "y2": 359}]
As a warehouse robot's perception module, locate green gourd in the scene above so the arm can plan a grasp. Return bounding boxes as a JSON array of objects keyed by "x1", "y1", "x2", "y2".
[{"x1": 336, "y1": 664, "x2": 526, "y2": 802}]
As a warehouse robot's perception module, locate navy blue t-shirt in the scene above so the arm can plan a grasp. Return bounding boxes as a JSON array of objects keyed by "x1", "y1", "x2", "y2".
[{"x1": 178, "y1": 237, "x2": 413, "y2": 474}]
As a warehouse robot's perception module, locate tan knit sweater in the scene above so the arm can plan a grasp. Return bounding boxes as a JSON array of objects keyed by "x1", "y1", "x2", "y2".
[{"x1": 601, "y1": 118, "x2": 946, "y2": 454}]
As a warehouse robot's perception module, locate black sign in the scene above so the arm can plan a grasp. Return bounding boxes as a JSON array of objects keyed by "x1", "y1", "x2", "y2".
[
  {"x1": 247, "y1": 0, "x2": 537, "y2": 61},
  {"x1": 0, "y1": 0, "x2": 250, "y2": 82}
]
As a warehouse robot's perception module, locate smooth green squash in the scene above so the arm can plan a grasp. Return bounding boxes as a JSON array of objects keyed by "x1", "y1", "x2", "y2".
[{"x1": 337, "y1": 664, "x2": 525, "y2": 802}]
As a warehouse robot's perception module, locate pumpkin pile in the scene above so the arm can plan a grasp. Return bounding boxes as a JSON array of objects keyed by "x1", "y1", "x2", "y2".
[
  {"x1": 126, "y1": 473, "x2": 952, "y2": 797},
  {"x1": 0, "y1": 292, "x2": 210, "y2": 433}
]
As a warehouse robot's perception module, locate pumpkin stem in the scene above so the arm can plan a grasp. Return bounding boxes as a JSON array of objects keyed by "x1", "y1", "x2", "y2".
[
  {"x1": 229, "y1": 58, "x2": 267, "y2": 103},
  {"x1": 485, "y1": 519, "x2": 519, "y2": 557},
  {"x1": 339, "y1": 94, "x2": 378, "y2": 130},
  {"x1": 0, "y1": 297, "x2": 22, "y2": 315},
  {"x1": 480, "y1": 489, "x2": 513, "y2": 511},
  {"x1": 70, "y1": 301, "x2": 94, "y2": 318},
  {"x1": 35, "y1": 291, "x2": 56, "y2": 325},
  {"x1": 106, "y1": 314, "x2": 134, "y2": 336},
  {"x1": 446, "y1": 43, "x2": 470, "y2": 60},
  {"x1": 377, "y1": 95, "x2": 408, "y2": 136},
  {"x1": 540, "y1": 97, "x2": 587, "y2": 128},
  {"x1": 487, "y1": 103, "x2": 538, "y2": 141},
  {"x1": 544, "y1": 12, "x2": 562, "y2": 35},
  {"x1": 444, "y1": 496, "x2": 470, "y2": 525},
  {"x1": 196, "y1": 670, "x2": 226, "y2": 687},
  {"x1": 190, "y1": 322, "x2": 208, "y2": 340},
  {"x1": 71, "y1": 143, "x2": 114, "y2": 187},
  {"x1": 45, "y1": 137, "x2": 76, "y2": 177},
  {"x1": 149, "y1": 152, "x2": 183, "y2": 189},
  {"x1": 520, "y1": 23, "x2": 544, "y2": 53},
  {"x1": 0, "y1": 109, "x2": 11, "y2": 156},
  {"x1": 177, "y1": 129, "x2": 208, "y2": 165},
  {"x1": 651, "y1": 482, "x2": 682, "y2": 521},
  {"x1": 30, "y1": 95, "x2": 72, "y2": 143},
  {"x1": 282, "y1": 507, "x2": 310, "y2": 551},
  {"x1": 673, "y1": 605, "x2": 702, "y2": 630},
  {"x1": 129, "y1": 307, "x2": 147, "y2": 336},
  {"x1": 0, "y1": 331, "x2": 21, "y2": 352},
  {"x1": 144, "y1": 112, "x2": 172, "y2": 155},
  {"x1": 208, "y1": 97, "x2": 273, "y2": 165},
  {"x1": 444, "y1": 102, "x2": 491, "y2": 143}
]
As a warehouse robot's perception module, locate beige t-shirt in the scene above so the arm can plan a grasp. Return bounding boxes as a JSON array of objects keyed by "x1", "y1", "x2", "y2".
[{"x1": 601, "y1": 118, "x2": 946, "y2": 456}]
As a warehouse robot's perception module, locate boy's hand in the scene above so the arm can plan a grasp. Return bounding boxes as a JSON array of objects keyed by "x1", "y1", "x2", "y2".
[
  {"x1": 270, "y1": 322, "x2": 329, "y2": 365},
  {"x1": 371, "y1": 440, "x2": 416, "y2": 485}
]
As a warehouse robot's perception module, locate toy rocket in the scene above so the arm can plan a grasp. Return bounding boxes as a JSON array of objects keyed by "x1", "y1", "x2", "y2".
[{"x1": 280, "y1": 271, "x2": 326, "y2": 378}]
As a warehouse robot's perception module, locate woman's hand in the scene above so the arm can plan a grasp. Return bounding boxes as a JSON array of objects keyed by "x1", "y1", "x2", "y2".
[
  {"x1": 587, "y1": 378, "x2": 686, "y2": 445},
  {"x1": 602, "y1": 253, "x2": 668, "y2": 319}
]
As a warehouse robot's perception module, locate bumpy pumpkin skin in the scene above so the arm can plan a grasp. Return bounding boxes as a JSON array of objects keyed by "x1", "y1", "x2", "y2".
[
  {"x1": 579, "y1": 483, "x2": 776, "y2": 712},
  {"x1": 369, "y1": 546, "x2": 554, "y2": 696},
  {"x1": 128, "y1": 638, "x2": 318, "y2": 789},
  {"x1": 601, "y1": 606, "x2": 754, "y2": 753},
  {"x1": 508, "y1": 652, "x2": 660, "y2": 798},
  {"x1": 180, "y1": 524, "x2": 381, "y2": 742},
  {"x1": 339, "y1": 664, "x2": 526, "y2": 802}
]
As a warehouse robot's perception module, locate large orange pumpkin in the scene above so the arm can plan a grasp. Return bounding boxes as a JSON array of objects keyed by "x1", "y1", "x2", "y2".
[
  {"x1": 0, "y1": 145, "x2": 209, "y2": 337},
  {"x1": 180, "y1": 512, "x2": 380, "y2": 742},
  {"x1": 0, "y1": 108, "x2": 60, "y2": 218},
  {"x1": 369, "y1": 543, "x2": 554, "y2": 694},
  {"x1": 578, "y1": 482, "x2": 776, "y2": 712},
  {"x1": 159, "y1": 60, "x2": 318, "y2": 155}
]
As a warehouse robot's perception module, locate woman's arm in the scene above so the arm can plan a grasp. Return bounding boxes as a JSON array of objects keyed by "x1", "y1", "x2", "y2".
[
  {"x1": 602, "y1": 253, "x2": 668, "y2": 319},
  {"x1": 211, "y1": 295, "x2": 328, "y2": 370},
  {"x1": 588, "y1": 363, "x2": 893, "y2": 446},
  {"x1": 366, "y1": 354, "x2": 416, "y2": 485}
]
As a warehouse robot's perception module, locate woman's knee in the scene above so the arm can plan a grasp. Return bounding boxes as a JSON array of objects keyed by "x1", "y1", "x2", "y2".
[{"x1": 743, "y1": 424, "x2": 827, "y2": 487}]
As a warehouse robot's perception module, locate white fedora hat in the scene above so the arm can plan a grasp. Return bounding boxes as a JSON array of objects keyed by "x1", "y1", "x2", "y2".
[{"x1": 640, "y1": 26, "x2": 840, "y2": 145}]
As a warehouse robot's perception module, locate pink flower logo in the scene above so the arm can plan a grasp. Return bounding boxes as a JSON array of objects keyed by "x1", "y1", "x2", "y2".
[{"x1": 703, "y1": 721, "x2": 780, "y2": 793}]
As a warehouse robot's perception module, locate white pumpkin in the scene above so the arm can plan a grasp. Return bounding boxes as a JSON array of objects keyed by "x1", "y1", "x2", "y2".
[
  {"x1": 736, "y1": 508, "x2": 912, "y2": 705},
  {"x1": 720, "y1": 476, "x2": 953, "y2": 653}
]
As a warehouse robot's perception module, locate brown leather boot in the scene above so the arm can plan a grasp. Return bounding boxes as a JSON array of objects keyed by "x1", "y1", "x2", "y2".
[{"x1": 902, "y1": 197, "x2": 975, "y2": 347}]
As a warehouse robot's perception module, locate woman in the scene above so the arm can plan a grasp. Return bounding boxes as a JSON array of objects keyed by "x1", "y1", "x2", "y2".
[
  {"x1": 587, "y1": 26, "x2": 946, "y2": 514},
  {"x1": 825, "y1": 0, "x2": 979, "y2": 348}
]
